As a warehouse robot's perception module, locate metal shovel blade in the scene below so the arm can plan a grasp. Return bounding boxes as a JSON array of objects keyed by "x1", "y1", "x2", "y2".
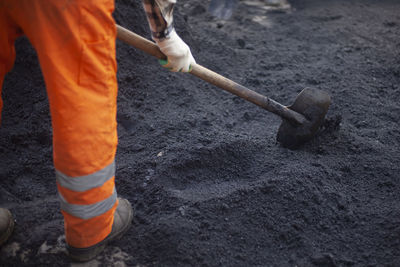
[
  {"x1": 209, "y1": 0, "x2": 238, "y2": 19},
  {"x1": 277, "y1": 88, "x2": 331, "y2": 149}
]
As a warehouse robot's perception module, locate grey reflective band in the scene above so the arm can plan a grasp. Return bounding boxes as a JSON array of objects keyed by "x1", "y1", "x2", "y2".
[
  {"x1": 56, "y1": 161, "x2": 115, "y2": 192},
  {"x1": 59, "y1": 189, "x2": 117, "y2": 220}
]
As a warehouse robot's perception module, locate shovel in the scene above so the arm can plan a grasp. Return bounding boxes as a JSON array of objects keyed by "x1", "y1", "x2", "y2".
[{"x1": 116, "y1": 25, "x2": 331, "y2": 149}]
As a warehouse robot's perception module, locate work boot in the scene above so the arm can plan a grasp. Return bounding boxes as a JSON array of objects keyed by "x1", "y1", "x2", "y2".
[
  {"x1": 67, "y1": 198, "x2": 133, "y2": 262},
  {"x1": 0, "y1": 208, "x2": 14, "y2": 246}
]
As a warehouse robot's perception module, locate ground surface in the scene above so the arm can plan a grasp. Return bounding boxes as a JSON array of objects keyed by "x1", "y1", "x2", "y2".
[{"x1": 1, "y1": 0, "x2": 400, "y2": 266}]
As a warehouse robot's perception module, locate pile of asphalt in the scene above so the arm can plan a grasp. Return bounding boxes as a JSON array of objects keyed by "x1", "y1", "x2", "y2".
[{"x1": 1, "y1": 0, "x2": 399, "y2": 265}]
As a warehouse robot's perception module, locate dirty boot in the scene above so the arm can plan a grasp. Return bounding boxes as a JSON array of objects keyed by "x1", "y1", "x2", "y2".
[
  {"x1": 0, "y1": 208, "x2": 14, "y2": 246},
  {"x1": 67, "y1": 198, "x2": 133, "y2": 262}
]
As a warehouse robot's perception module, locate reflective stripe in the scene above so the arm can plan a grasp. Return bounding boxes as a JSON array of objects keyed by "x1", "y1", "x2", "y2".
[
  {"x1": 59, "y1": 189, "x2": 117, "y2": 220},
  {"x1": 56, "y1": 161, "x2": 115, "y2": 192}
]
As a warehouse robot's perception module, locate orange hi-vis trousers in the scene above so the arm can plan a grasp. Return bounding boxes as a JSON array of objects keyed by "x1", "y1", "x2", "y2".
[{"x1": 0, "y1": 0, "x2": 119, "y2": 248}]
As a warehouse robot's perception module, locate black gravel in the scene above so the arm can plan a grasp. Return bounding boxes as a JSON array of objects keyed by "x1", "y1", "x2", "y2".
[{"x1": 1, "y1": 0, "x2": 400, "y2": 266}]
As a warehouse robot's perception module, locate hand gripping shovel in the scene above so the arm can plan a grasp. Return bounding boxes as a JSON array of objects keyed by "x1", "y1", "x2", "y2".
[{"x1": 116, "y1": 25, "x2": 331, "y2": 149}]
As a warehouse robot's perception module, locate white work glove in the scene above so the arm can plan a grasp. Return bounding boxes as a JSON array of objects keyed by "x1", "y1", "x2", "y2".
[{"x1": 155, "y1": 29, "x2": 196, "y2": 72}]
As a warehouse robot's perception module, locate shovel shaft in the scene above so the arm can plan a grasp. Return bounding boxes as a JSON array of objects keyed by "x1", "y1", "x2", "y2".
[{"x1": 116, "y1": 25, "x2": 307, "y2": 125}]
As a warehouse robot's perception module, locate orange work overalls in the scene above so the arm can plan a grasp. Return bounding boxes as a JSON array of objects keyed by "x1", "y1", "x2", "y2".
[{"x1": 0, "y1": 0, "x2": 119, "y2": 248}]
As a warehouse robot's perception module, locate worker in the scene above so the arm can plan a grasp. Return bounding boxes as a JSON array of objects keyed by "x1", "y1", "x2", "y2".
[{"x1": 0, "y1": 0, "x2": 195, "y2": 262}]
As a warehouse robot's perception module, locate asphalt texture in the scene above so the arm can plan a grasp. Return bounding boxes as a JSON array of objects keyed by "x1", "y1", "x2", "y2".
[{"x1": 1, "y1": 0, "x2": 400, "y2": 266}]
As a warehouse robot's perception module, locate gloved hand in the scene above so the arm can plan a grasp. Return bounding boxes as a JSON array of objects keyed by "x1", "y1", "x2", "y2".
[{"x1": 155, "y1": 29, "x2": 196, "y2": 72}]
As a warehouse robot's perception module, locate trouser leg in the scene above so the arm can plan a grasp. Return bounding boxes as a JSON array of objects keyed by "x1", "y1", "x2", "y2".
[
  {"x1": 5, "y1": 0, "x2": 119, "y2": 248},
  {"x1": 0, "y1": 6, "x2": 19, "y2": 125}
]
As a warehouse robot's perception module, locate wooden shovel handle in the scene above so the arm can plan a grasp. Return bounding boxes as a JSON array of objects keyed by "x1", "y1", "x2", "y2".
[{"x1": 116, "y1": 25, "x2": 307, "y2": 125}]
